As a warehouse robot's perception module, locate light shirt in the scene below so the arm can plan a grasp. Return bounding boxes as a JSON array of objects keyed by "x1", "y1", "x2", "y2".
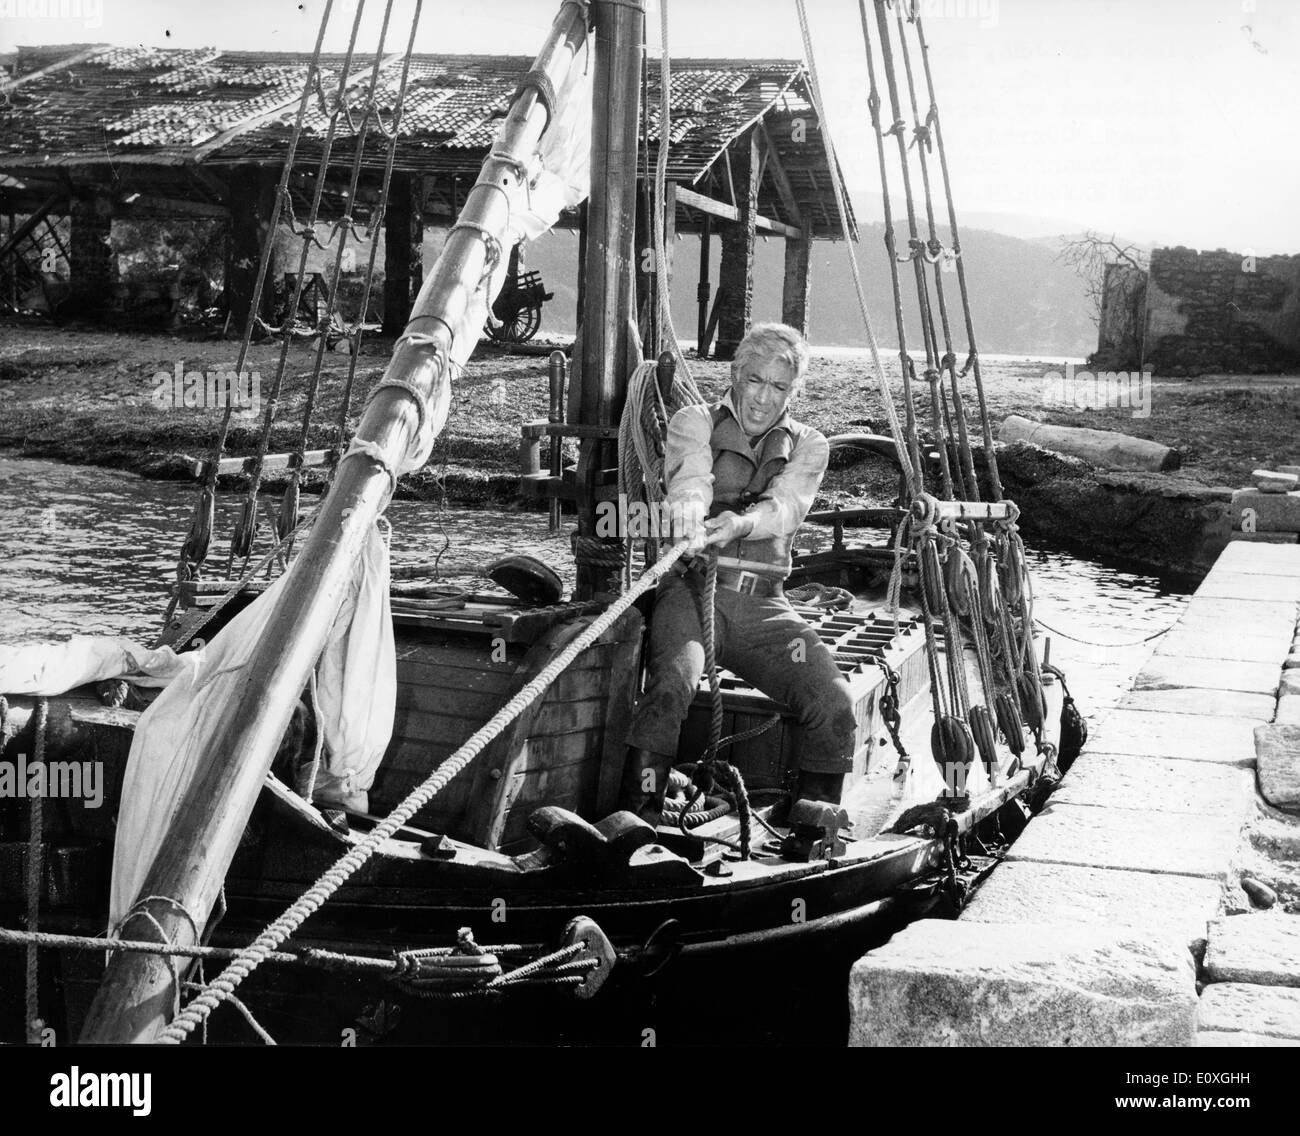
[{"x1": 663, "y1": 392, "x2": 829, "y2": 540}]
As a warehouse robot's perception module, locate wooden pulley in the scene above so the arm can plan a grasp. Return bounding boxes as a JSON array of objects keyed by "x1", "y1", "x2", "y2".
[
  {"x1": 967, "y1": 704, "x2": 999, "y2": 773},
  {"x1": 994, "y1": 690, "x2": 1026, "y2": 756},
  {"x1": 230, "y1": 495, "x2": 257, "y2": 561},
  {"x1": 918, "y1": 538, "x2": 946, "y2": 616},
  {"x1": 484, "y1": 554, "x2": 564, "y2": 606},
  {"x1": 1017, "y1": 669, "x2": 1047, "y2": 732},
  {"x1": 973, "y1": 544, "x2": 1000, "y2": 625},
  {"x1": 944, "y1": 546, "x2": 978, "y2": 619},
  {"x1": 931, "y1": 713, "x2": 974, "y2": 794},
  {"x1": 277, "y1": 469, "x2": 301, "y2": 542},
  {"x1": 178, "y1": 484, "x2": 215, "y2": 577}
]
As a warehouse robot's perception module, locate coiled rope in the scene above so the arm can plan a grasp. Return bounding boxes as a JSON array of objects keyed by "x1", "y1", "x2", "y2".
[{"x1": 156, "y1": 537, "x2": 693, "y2": 1044}]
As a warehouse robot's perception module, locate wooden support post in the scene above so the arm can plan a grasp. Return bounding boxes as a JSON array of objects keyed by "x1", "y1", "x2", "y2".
[
  {"x1": 383, "y1": 171, "x2": 424, "y2": 337},
  {"x1": 224, "y1": 166, "x2": 278, "y2": 331},
  {"x1": 66, "y1": 184, "x2": 115, "y2": 318},
  {"x1": 782, "y1": 234, "x2": 812, "y2": 336},
  {"x1": 696, "y1": 214, "x2": 711, "y2": 355},
  {"x1": 714, "y1": 128, "x2": 759, "y2": 361},
  {"x1": 571, "y1": 0, "x2": 644, "y2": 601}
]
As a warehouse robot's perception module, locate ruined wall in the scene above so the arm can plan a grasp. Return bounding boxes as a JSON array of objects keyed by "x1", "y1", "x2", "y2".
[{"x1": 1145, "y1": 246, "x2": 1300, "y2": 376}]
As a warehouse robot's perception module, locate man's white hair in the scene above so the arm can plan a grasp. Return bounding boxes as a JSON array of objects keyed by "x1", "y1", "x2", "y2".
[{"x1": 731, "y1": 322, "x2": 810, "y2": 390}]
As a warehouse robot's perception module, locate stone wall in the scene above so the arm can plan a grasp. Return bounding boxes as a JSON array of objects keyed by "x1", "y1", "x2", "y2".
[{"x1": 1145, "y1": 246, "x2": 1300, "y2": 376}]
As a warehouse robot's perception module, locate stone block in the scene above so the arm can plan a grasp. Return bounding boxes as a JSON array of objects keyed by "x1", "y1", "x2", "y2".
[
  {"x1": 1086, "y1": 708, "x2": 1259, "y2": 765},
  {"x1": 1178, "y1": 595, "x2": 1298, "y2": 624},
  {"x1": 1213, "y1": 540, "x2": 1300, "y2": 576},
  {"x1": 1255, "y1": 723, "x2": 1300, "y2": 810},
  {"x1": 1229, "y1": 489, "x2": 1300, "y2": 533},
  {"x1": 1052, "y1": 751, "x2": 1255, "y2": 821},
  {"x1": 1229, "y1": 532, "x2": 1300, "y2": 543},
  {"x1": 963, "y1": 861, "x2": 1221, "y2": 953},
  {"x1": 1197, "y1": 983, "x2": 1300, "y2": 1040},
  {"x1": 848, "y1": 920, "x2": 1196, "y2": 1047},
  {"x1": 1253, "y1": 470, "x2": 1299, "y2": 493},
  {"x1": 1121, "y1": 687, "x2": 1276, "y2": 719},
  {"x1": 1276, "y1": 694, "x2": 1300, "y2": 724},
  {"x1": 1134, "y1": 656, "x2": 1279, "y2": 695},
  {"x1": 1006, "y1": 802, "x2": 1241, "y2": 880},
  {"x1": 1205, "y1": 915, "x2": 1300, "y2": 986},
  {"x1": 1280, "y1": 670, "x2": 1300, "y2": 696},
  {"x1": 1154, "y1": 628, "x2": 1290, "y2": 664},
  {"x1": 1198, "y1": 1030, "x2": 1300, "y2": 1047},
  {"x1": 1197, "y1": 568, "x2": 1300, "y2": 602},
  {"x1": 1287, "y1": 652, "x2": 1300, "y2": 670}
]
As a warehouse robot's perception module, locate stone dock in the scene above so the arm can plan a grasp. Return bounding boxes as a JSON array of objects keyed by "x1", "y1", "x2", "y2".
[{"x1": 848, "y1": 541, "x2": 1300, "y2": 1047}]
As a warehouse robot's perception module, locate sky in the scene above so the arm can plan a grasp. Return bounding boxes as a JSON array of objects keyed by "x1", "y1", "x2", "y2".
[{"x1": 2, "y1": 0, "x2": 1297, "y2": 254}]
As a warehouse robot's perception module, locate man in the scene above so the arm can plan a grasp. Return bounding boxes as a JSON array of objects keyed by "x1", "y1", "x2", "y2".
[{"x1": 621, "y1": 322, "x2": 858, "y2": 824}]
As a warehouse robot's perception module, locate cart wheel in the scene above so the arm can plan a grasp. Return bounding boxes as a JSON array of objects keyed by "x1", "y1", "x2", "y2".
[{"x1": 485, "y1": 302, "x2": 542, "y2": 344}]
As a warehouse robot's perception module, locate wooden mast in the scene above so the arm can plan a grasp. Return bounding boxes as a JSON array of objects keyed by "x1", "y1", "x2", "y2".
[
  {"x1": 570, "y1": 0, "x2": 644, "y2": 599},
  {"x1": 80, "y1": 0, "x2": 591, "y2": 1044}
]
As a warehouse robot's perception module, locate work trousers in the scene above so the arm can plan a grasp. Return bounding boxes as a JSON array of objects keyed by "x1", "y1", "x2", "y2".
[{"x1": 625, "y1": 567, "x2": 857, "y2": 774}]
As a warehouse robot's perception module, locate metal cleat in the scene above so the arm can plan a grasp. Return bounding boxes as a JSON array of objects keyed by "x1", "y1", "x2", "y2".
[{"x1": 779, "y1": 799, "x2": 848, "y2": 862}]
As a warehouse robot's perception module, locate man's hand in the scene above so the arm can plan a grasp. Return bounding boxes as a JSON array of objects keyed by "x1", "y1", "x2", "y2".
[
  {"x1": 668, "y1": 498, "x2": 709, "y2": 554},
  {"x1": 702, "y1": 510, "x2": 755, "y2": 549}
]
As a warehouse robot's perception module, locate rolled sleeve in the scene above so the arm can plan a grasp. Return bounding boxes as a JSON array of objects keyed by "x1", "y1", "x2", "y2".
[
  {"x1": 744, "y1": 427, "x2": 829, "y2": 541},
  {"x1": 663, "y1": 404, "x2": 715, "y2": 512}
]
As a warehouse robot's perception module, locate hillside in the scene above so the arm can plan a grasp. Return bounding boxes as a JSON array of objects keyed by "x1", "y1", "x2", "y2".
[{"x1": 524, "y1": 222, "x2": 1097, "y2": 358}]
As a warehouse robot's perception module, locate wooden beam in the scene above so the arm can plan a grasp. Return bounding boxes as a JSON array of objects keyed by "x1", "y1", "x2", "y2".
[
  {"x1": 757, "y1": 121, "x2": 803, "y2": 228},
  {"x1": 674, "y1": 186, "x2": 803, "y2": 239}
]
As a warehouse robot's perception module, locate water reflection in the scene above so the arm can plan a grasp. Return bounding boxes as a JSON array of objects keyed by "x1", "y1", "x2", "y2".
[{"x1": 0, "y1": 454, "x2": 1191, "y2": 721}]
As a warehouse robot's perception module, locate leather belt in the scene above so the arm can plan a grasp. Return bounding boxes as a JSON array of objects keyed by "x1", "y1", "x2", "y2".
[{"x1": 712, "y1": 566, "x2": 784, "y2": 597}]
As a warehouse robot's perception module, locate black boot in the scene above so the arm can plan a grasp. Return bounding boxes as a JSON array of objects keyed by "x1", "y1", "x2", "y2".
[{"x1": 619, "y1": 746, "x2": 675, "y2": 826}]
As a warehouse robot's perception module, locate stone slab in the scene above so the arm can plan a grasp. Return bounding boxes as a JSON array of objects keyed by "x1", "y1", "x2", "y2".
[
  {"x1": 1204, "y1": 915, "x2": 1300, "y2": 986},
  {"x1": 1255, "y1": 723, "x2": 1300, "y2": 811},
  {"x1": 1197, "y1": 983, "x2": 1300, "y2": 1040},
  {"x1": 1178, "y1": 596, "x2": 1297, "y2": 626},
  {"x1": 1229, "y1": 489, "x2": 1300, "y2": 533},
  {"x1": 848, "y1": 920, "x2": 1196, "y2": 1047},
  {"x1": 1280, "y1": 671, "x2": 1300, "y2": 696},
  {"x1": 1121, "y1": 687, "x2": 1276, "y2": 720},
  {"x1": 963, "y1": 861, "x2": 1221, "y2": 953},
  {"x1": 1275, "y1": 694, "x2": 1300, "y2": 724},
  {"x1": 1229, "y1": 532, "x2": 1300, "y2": 544},
  {"x1": 1196, "y1": 570, "x2": 1300, "y2": 602},
  {"x1": 1052, "y1": 751, "x2": 1255, "y2": 821},
  {"x1": 1154, "y1": 628, "x2": 1291, "y2": 664},
  {"x1": 1085, "y1": 708, "x2": 1260, "y2": 765},
  {"x1": 1005, "y1": 801, "x2": 1241, "y2": 880},
  {"x1": 1198, "y1": 1029, "x2": 1300, "y2": 1046},
  {"x1": 1287, "y1": 652, "x2": 1300, "y2": 670},
  {"x1": 1134, "y1": 656, "x2": 1279, "y2": 696},
  {"x1": 1214, "y1": 541, "x2": 1300, "y2": 575}
]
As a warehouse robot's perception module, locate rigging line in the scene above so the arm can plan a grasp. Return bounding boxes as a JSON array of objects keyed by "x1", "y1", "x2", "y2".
[
  {"x1": 228, "y1": 0, "x2": 375, "y2": 572},
  {"x1": 171, "y1": 0, "x2": 337, "y2": 590},
  {"x1": 867, "y1": 0, "x2": 952, "y2": 499},
  {"x1": 911, "y1": 4, "x2": 1003, "y2": 500},
  {"x1": 1032, "y1": 615, "x2": 1173, "y2": 649},
  {"x1": 846, "y1": 0, "x2": 922, "y2": 486},
  {"x1": 334, "y1": 0, "x2": 426, "y2": 456},
  {"x1": 794, "y1": 0, "x2": 917, "y2": 499},
  {"x1": 891, "y1": 3, "x2": 980, "y2": 504},
  {"x1": 157, "y1": 538, "x2": 696, "y2": 1045}
]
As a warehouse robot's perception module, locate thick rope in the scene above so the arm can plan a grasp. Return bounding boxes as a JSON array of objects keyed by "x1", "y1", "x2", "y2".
[
  {"x1": 157, "y1": 537, "x2": 692, "y2": 1043},
  {"x1": 24, "y1": 697, "x2": 47, "y2": 1045}
]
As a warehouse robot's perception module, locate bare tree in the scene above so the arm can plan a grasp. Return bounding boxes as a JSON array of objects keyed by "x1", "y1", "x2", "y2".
[{"x1": 1057, "y1": 230, "x2": 1148, "y2": 326}]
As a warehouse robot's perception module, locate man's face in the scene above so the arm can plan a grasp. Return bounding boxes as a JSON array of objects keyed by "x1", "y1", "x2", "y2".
[{"x1": 731, "y1": 355, "x2": 797, "y2": 437}]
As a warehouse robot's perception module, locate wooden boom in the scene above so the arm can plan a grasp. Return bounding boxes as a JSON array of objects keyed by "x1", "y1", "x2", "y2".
[{"x1": 80, "y1": 0, "x2": 593, "y2": 1043}]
